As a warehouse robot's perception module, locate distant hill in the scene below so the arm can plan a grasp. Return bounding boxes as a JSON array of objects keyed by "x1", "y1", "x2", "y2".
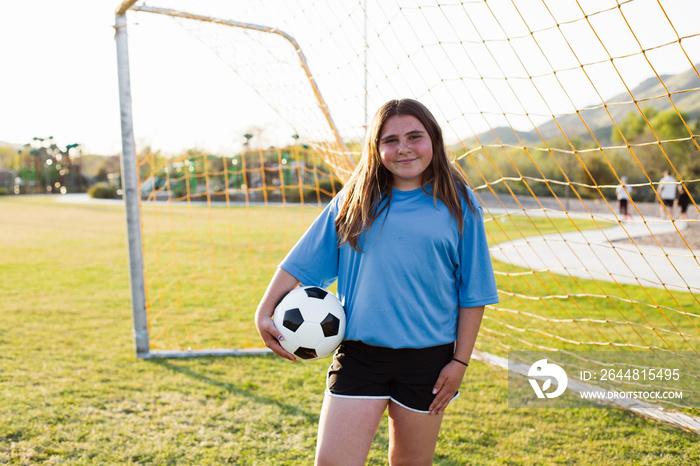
[{"x1": 457, "y1": 64, "x2": 700, "y2": 149}]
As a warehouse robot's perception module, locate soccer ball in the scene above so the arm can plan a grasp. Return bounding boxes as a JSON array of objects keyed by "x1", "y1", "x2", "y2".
[{"x1": 273, "y1": 286, "x2": 346, "y2": 360}]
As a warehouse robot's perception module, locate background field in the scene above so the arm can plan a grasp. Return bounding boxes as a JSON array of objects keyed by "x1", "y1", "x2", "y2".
[{"x1": 2, "y1": 196, "x2": 700, "y2": 465}]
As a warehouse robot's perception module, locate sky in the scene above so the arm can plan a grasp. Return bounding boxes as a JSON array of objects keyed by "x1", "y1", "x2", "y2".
[
  {"x1": 0, "y1": 0, "x2": 327, "y2": 155},
  {"x1": 0, "y1": 1, "x2": 123, "y2": 155},
  {"x1": 2, "y1": 0, "x2": 700, "y2": 157}
]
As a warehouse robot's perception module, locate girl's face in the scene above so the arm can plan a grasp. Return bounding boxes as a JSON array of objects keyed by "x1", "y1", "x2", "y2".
[{"x1": 378, "y1": 114, "x2": 433, "y2": 191}]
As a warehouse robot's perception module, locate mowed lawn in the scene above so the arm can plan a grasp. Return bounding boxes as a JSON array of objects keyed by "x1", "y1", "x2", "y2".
[{"x1": 2, "y1": 195, "x2": 700, "y2": 465}]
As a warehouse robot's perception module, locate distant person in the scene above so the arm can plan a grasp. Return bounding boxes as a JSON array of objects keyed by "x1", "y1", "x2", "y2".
[
  {"x1": 677, "y1": 184, "x2": 691, "y2": 220},
  {"x1": 658, "y1": 170, "x2": 677, "y2": 219},
  {"x1": 615, "y1": 176, "x2": 633, "y2": 221}
]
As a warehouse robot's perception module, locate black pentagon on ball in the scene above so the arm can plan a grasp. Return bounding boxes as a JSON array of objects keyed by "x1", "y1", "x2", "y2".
[
  {"x1": 282, "y1": 308, "x2": 303, "y2": 332},
  {"x1": 294, "y1": 347, "x2": 318, "y2": 359},
  {"x1": 320, "y1": 313, "x2": 341, "y2": 337},
  {"x1": 304, "y1": 287, "x2": 328, "y2": 300}
]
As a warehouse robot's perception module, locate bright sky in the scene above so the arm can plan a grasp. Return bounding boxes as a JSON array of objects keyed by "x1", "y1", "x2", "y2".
[
  {"x1": 2, "y1": 0, "x2": 700, "y2": 156},
  {"x1": 0, "y1": 1, "x2": 122, "y2": 154}
]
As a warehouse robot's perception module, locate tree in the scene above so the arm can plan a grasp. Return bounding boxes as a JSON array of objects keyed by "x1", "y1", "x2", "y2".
[
  {"x1": 0, "y1": 145, "x2": 19, "y2": 170},
  {"x1": 640, "y1": 109, "x2": 696, "y2": 181},
  {"x1": 610, "y1": 107, "x2": 699, "y2": 196},
  {"x1": 611, "y1": 106, "x2": 658, "y2": 146}
]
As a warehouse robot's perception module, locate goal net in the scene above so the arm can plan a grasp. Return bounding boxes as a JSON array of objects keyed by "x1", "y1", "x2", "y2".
[{"x1": 115, "y1": 0, "x2": 700, "y2": 432}]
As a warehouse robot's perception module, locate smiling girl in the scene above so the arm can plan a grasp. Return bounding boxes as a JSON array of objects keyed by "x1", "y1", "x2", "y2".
[{"x1": 255, "y1": 99, "x2": 499, "y2": 465}]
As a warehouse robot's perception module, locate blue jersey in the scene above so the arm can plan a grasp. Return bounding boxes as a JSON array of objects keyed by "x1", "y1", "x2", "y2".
[{"x1": 279, "y1": 184, "x2": 499, "y2": 349}]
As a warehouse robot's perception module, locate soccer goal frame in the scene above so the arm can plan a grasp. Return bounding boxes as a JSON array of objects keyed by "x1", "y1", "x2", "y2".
[
  {"x1": 115, "y1": 0, "x2": 700, "y2": 434},
  {"x1": 114, "y1": 0, "x2": 352, "y2": 359}
]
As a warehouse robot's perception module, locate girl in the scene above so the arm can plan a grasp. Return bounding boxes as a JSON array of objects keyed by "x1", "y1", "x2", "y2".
[{"x1": 255, "y1": 99, "x2": 499, "y2": 465}]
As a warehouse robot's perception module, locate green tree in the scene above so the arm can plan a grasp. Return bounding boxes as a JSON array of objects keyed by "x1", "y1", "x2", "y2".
[
  {"x1": 578, "y1": 150, "x2": 617, "y2": 199},
  {"x1": 642, "y1": 109, "x2": 695, "y2": 181},
  {"x1": 611, "y1": 106, "x2": 658, "y2": 145},
  {"x1": 610, "y1": 108, "x2": 699, "y2": 196},
  {"x1": 0, "y1": 145, "x2": 19, "y2": 170}
]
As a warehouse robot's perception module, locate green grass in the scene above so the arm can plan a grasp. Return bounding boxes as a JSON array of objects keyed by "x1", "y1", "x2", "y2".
[{"x1": 2, "y1": 195, "x2": 700, "y2": 465}]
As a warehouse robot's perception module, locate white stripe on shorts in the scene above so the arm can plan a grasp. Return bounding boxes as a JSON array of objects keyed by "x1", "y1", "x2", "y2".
[
  {"x1": 324, "y1": 390, "x2": 390, "y2": 402},
  {"x1": 324, "y1": 390, "x2": 460, "y2": 414}
]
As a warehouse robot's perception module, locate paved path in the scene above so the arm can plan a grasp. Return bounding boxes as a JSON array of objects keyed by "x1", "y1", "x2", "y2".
[{"x1": 489, "y1": 210, "x2": 700, "y2": 293}]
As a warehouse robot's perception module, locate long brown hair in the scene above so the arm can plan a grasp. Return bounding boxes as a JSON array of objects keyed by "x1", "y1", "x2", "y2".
[{"x1": 336, "y1": 99, "x2": 473, "y2": 251}]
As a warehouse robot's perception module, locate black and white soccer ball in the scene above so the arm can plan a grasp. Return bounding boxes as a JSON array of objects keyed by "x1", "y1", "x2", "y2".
[{"x1": 273, "y1": 286, "x2": 346, "y2": 360}]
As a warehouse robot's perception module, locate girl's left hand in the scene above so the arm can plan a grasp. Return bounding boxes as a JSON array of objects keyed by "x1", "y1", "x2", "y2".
[{"x1": 429, "y1": 360, "x2": 467, "y2": 414}]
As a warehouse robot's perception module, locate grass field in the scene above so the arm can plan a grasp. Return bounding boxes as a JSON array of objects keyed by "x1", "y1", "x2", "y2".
[{"x1": 2, "y1": 195, "x2": 700, "y2": 465}]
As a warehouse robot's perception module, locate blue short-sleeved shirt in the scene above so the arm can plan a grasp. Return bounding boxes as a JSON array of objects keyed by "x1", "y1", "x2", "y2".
[{"x1": 279, "y1": 184, "x2": 499, "y2": 349}]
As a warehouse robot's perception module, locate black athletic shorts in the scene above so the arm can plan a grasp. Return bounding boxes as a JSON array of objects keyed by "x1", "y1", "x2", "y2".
[
  {"x1": 326, "y1": 340, "x2": 459, "y2": 413},
  {"x1": 663, "y1": 198, "x2": 674, "y2": 208}
]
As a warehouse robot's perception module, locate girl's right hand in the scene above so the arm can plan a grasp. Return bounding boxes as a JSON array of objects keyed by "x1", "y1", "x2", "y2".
[
  {"x1": 253, "y1": 268, "x2": 302, "y2": 362},
  {"x1": 256, "y1": 315, "x2": 298, "y2": 362}
]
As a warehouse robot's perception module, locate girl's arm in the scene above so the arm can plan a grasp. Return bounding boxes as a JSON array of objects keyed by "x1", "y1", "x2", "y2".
[
  {"x1": 254, "y1": 267, "x2": 301, "y2": 362},
  {"x1": 429, "y1": 305, "x2": 485, "y2": 414}
]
